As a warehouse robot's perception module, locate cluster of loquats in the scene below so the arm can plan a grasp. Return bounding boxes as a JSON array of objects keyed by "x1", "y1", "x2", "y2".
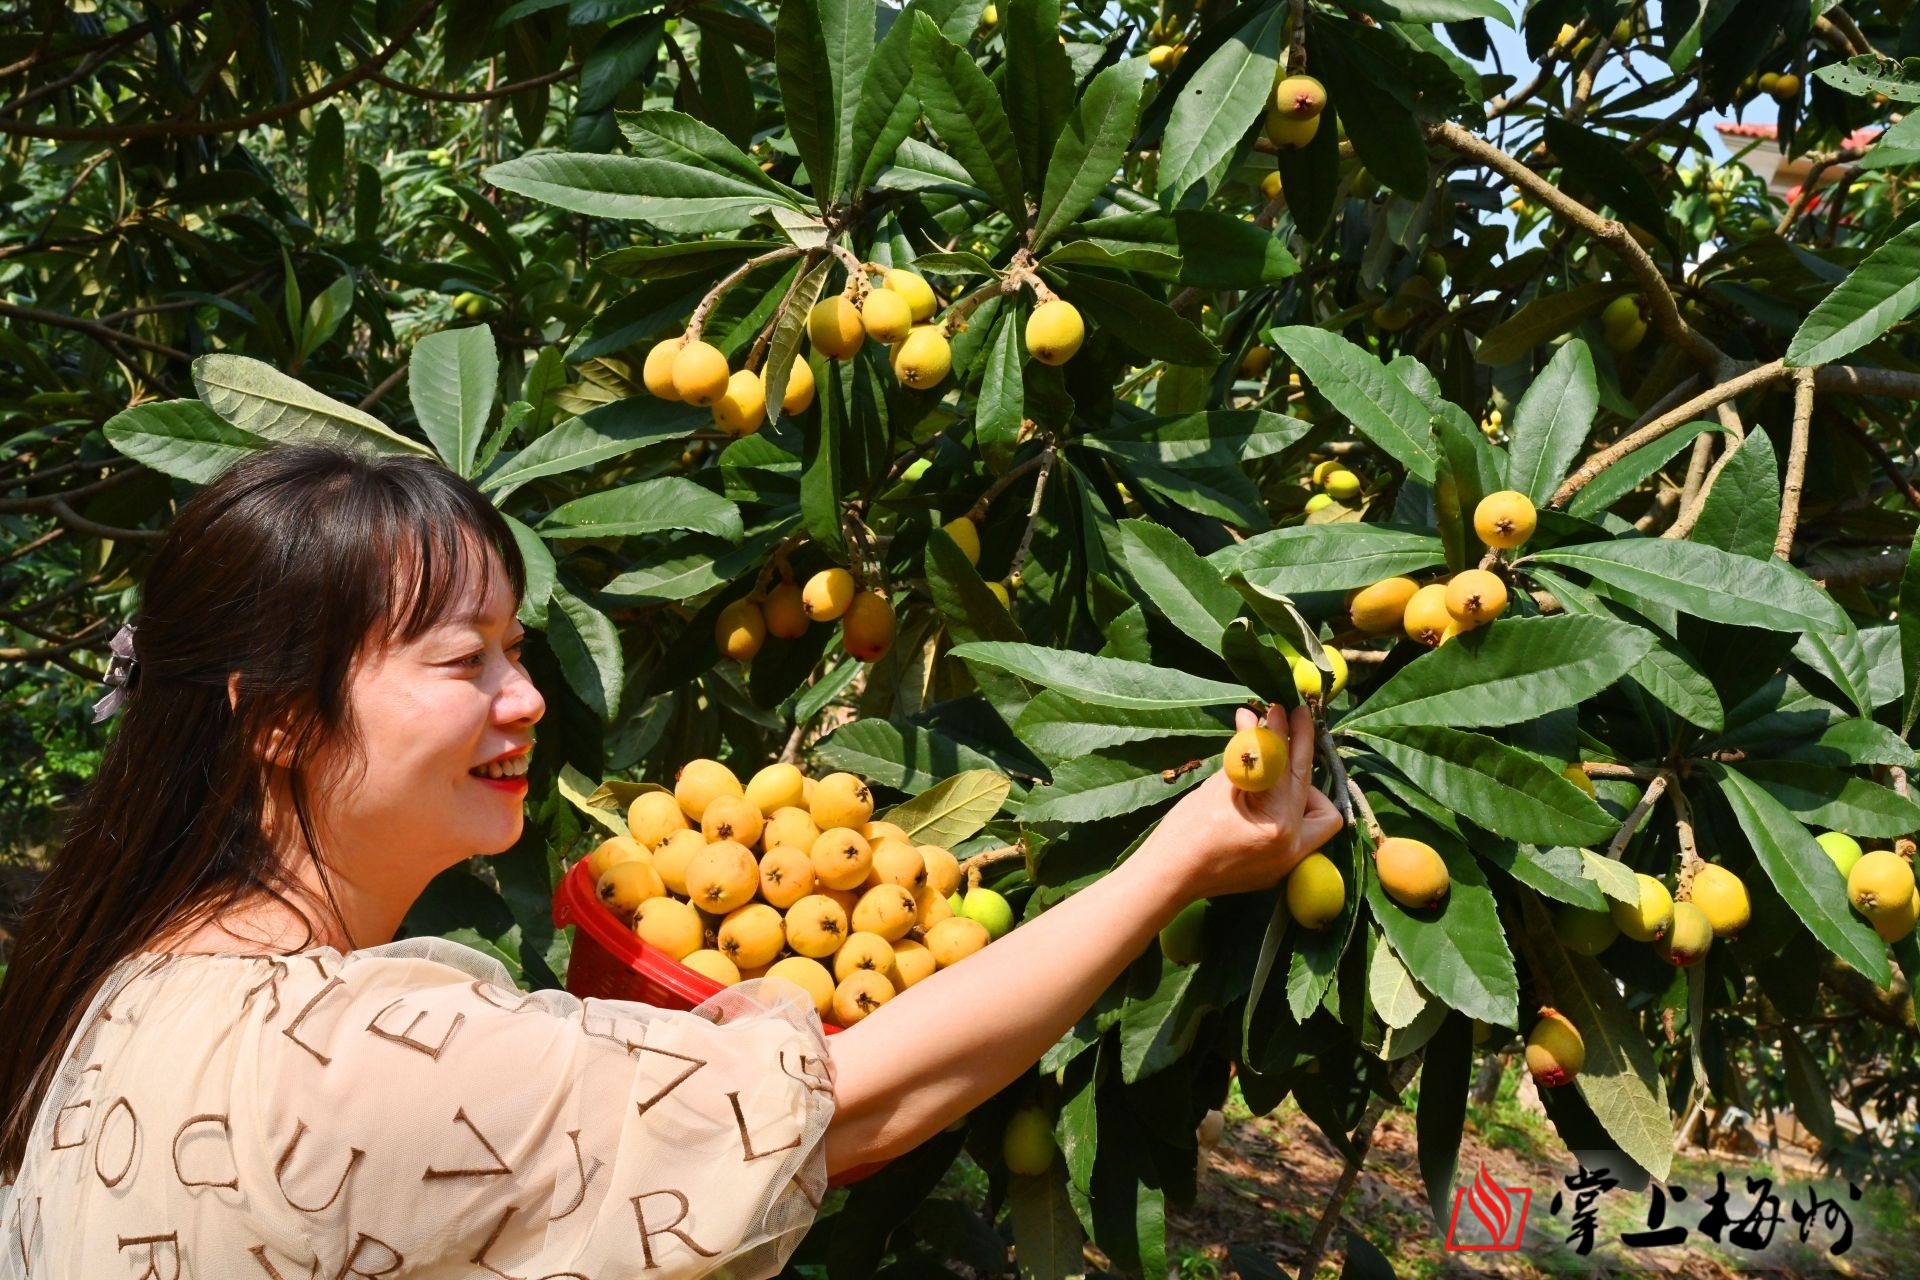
[
  {"x1": 1145, "y1": 18, "x2": 1188, "y2": 74},
  {"x1": 713, "y1": 563, "x2": 900, "y2": 666},
  {"x1": 585, "y1": 760, "x2": 1010, "y2": 1027},
  {"x1": 1529, "y1": 830, "x2": 1903, "y2": 1089},
  {"x1": 642, "y1": 331, "x2": 811, "y2": 439},
  {"x1": 1345, "y1": 490, "x2": 1538, "y2": 647},
  {"x1": 1303, "y1": 457, "x2": 1363, "y2": 515}
]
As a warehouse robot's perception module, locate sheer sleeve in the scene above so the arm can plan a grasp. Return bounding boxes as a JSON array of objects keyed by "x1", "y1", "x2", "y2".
[{"x1": 242, "y1": 937, "x2": 835, "y2": 1280}]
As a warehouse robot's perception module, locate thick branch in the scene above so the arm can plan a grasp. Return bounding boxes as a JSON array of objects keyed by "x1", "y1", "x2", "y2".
[
  {"x1": 0, "y1": 298, "x2": 189, "y2": 361},
  {"x1": 1550, "y1": 362, "x2": 1791, "y2": 508}
]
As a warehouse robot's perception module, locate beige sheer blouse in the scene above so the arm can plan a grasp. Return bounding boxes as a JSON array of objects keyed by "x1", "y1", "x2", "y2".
[{"x1": 0, "y1": 936, "x2": 836, "y2": 1279}]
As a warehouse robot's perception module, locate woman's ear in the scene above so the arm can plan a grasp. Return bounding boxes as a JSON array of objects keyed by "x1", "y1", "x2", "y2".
[{"x1": 230, "y1": 672, "x2": 296, "y2": 768}]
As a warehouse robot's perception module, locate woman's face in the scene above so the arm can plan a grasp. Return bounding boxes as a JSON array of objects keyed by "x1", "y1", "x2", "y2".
[{"x1": 317, "y1": 549, "x2": 545, "y2": 875}]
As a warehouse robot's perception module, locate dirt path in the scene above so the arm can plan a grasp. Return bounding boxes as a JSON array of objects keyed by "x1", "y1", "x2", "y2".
[{"x1": 1163, "y1": 1062, "x2": 1906, "y2": 1280}]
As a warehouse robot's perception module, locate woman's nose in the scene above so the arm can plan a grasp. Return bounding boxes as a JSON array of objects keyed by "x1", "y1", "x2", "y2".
[{"x1": 497, "y1": 660, "x2": 545, "y2": 726}]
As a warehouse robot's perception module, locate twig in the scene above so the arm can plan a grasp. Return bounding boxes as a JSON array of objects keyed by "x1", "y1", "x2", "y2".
[
  {"x1": 1565, "y1": 37, "x2": 1610, "y2": 123},
  {"x1": 1006, "y1": 445, "x2": 1058, "y2": 586},
  {"x1": 966, "y1": 449, "x2": 1049, "y2": 522},
  {"x1": 48, "y1": 498, "x2": 163, "y2": 543},
  {"x1": 1344, "y1": 778, "x2": 1385, "y2": 844},
  {"x1": 1582, "y1": 762, "x2": 1664, "y2": 781},
  {"x1": 1551, "y1": 362, "x2": 1792, "y2": 508},
  {"x1": 0, "y1": 0, "x2": 439, "y2": 141},
  {"x1": 778, "y1": 719, "x2": 807, "y2": 766},
  {"x1": 1604, "y1": 771, "x2": 1671, "y2": 860},
  {"x1": 1775, "y1": 367, "x2": 1816, "y2": 560},
  {"x1": 1426, "y1": 120, "x2": 1721, "y2": 368},
  {"x1": 1835, "y1": 410, "x2": 1920, "y2": 510},
  {"x1": 0, "y1": 298, "x2": 190, "y2": 362},
  {"x1": 1292, "y1": 1053, "x2": 1424, "y2": 1280},
  {"x1": 370, "y1": 63, "x2": 578, "y2": 103},
  {"x1": 684, "y1": 246, "x2": 807, "y2": 343},
  {"x1": 358, "y1": 363, "x2": 409, "y2": 411}
]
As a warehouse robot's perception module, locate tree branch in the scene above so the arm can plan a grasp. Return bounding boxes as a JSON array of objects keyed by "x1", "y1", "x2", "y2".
[
  {"x1": 369, "y1": 62, "x2": 578, "y2": 103},
  {"x1": 1775, "y1": 367, "x2": 1816, "y2": 560},
  {"x1": 0, "y1": 298, "x2": 190, "y2": 361}
]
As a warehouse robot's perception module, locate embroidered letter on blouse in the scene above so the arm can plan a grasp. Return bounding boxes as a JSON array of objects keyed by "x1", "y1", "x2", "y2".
[{"x1": 0, "y1": 936, "x2": 835, "y2": 1279}]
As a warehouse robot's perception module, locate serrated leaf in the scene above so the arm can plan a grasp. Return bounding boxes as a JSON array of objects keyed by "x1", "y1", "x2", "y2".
[
  {"x1": 1348, "y1": 725, "x2": 1615, "y2": 845},
  {"x1": 881, "y1": 768, "x2": 1012, "y2": 846},
  {"x1": 102, "y1": 399, "x2": 269, "y2": 483},
  {"x1": 1475, "y1": 281, "x2": 1623, "y2": 366},
  {"x1": 1218, "y1": 524, "x2": 1445, "y2": 594},
  {"x1": 1363, "y1": 816, "x2": 1518, "y2": 1026},
  {"x1": 548, "y1": 586, "x2": 624, "y2": 722},
  {"x1": 1788, "y1": 221, "x2": 1920, "y2": 367},
  {"x1": 538, "y1": 477, "x2": 743, "y2": 542},
  {"x1": 1020, "y1": 748, "x2": 1217, "y2": 823},
  {"x1": 1507, "y1": 339, "x2": 1596, "y2": 507},
  {"x1": 193, "y1": 355, "x2": 430, "y2": 457},
  {"x1": 482, "y1": 152, "x2": 799, "y2": 232},
  {"x1": 1117, "y1": 519, "x2": 1239, "y2": 654},
  {"x1": 1266, "y1": 327, "x2": 1439, "y2": 480},
  {"x1": 480, "y1": 397, "x2": 704, "y2": 500},
  {"x1": 1368, "y1": 933, "x2": 1430, "y2": 1029},
  {"x1": 1032, "y1": 56, "x2": 1150, "y2": 251},
  {"x1": 1564, "y1": 421, "x2": 1720, "y2": 520},
  {"x1": 765, "y1": 256, "x2": 833, "y2": 427},
  {"x1": 1710, "y1": 764, "x2": 1892, "y2": 986},
  {"x1": 910, "y1": 14, "x2": 1026, "y2": 223},
  {"x1": 410, "y1": 326, "x2": 498, "y2": 477},
  {"x1": 1013, "y1": 692, "x2": 1227, "y2": 761},
  {"x1": 1157, "y1": 5, "x2": 1286, "y2": 205},
  {"x1": 952, "y1": 642, "x2": 1251, "y2": 710},
  {"x1": 1529, "y1": 538, "x2": 1845, "y2": 632},
  {"x1": 1741, "y1": 761, "x2": 1920, "y2": 836},
  {"x1": 1344, "y1": 616, "x2": 1651, "y2": 732},
  {"x1": 814, "y1": 717, "x2": 1021, "y2": 795}
]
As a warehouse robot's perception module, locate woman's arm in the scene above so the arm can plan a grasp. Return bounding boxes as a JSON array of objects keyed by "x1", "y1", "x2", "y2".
[{"x1": 822, "y1": 704, "x2": 1342, "y2": 1174}]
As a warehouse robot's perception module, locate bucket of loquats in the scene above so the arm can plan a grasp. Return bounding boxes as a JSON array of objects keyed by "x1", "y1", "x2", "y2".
[{"x1": 551, "y1": 759, "x2": 997, "y2": 1187}]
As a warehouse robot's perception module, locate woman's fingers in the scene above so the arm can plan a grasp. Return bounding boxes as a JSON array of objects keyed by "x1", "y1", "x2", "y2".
[
  {"x1": 1288, "y1": 704, "x2": 1315, "y2": 788},
  {"x1": 1235, "y1": 705, "x2": 1257, "y2": 731}
]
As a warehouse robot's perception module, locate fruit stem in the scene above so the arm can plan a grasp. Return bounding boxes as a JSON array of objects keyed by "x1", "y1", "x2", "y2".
[
  {"x1": 1669, "y1": 782, "x2": 1704, "y2": 900},
  {"x1": 1007, "y1": 443, "x2": 1058, "y2": 587},
  {"x1": 1604, "y1": 769, "x2": 1672, "y2": 860},
  {"x1": 1344, "y1": 777, "x2": 1386, "y2": 844},
  {"x1": 1582, "y1": 761, "x2": 1664, "y2": 781},
  {"x1": 1317, "y1": 728, "x2": 1353, "y2": 828},
  {"x1": 965, "y1": 448, "x2": 1049, "y2": 522},
  {"x1": 683, "y1": 245, "x2": 808, "y2": 344},
  {"x1": 959, "y1": 842, "x2": 1025, "y2": 895},
  {"x1": 828, "y1": 243, "x2": 872, "y2": 301},
  {"x1": 1285, "y1": 0, "x2": 1308, "y2": 73}
]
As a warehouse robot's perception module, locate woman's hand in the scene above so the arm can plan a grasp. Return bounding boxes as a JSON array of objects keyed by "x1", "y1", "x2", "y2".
[
  {"x1": 1138, "y1": 702, "x2": 1345, "y2": 902},
  {"x1": 822, "y1": 701, "x2": 1345, "y2": 1175}
]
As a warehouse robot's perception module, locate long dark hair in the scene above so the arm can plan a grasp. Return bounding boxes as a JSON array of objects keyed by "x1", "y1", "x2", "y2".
[{"x1": 0, "y1": 443, "x2": 525, "y2": 1181}]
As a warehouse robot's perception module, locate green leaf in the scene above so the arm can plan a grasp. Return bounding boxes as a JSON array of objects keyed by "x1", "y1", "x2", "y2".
[
  {"x1": 192, "y1": 355, "x2": 430, "y2": 457},
  {"x1": 503, "y1": 515, "x2": 554, "y2": 628},
  {"x1": 538, "y1": 477, "x2": 743, "y2": 542},
  {"x1": 480, "y1": 397, "x2": 702, "y2": 500},
  {"x1": 975, "y1": 308, "x2": 1027, "y2": 472},
  {"x1": 847, "y1": 0, "x2": 924, "y2": 193},
  {"x1": 1526, "y1": 568, "x2": 1725, "y2": 732},
  {"x1": 103, "y1": 399, "x2": 269, "y2": 483},
  {"x1": 1691, "y1": 426, "x2": 1780, "y2": 560},
  {"x1": 1740, "y1": 762, "x2": 1920, "y2": 837},
  {"x1": 1009, "y1": 1164, "x2": 1087, "y2": 1280},
  {"x1": 1093, "y1": 408, "x2": 1307, "y2": 466},
  {"x1": 803, "y1": 357, "x2": 849, "y2": 557},
  {"x1": 1054, "y1": 210, "x2": 1298, "y2": 287},
  {"x1": 910, "y1": 14, "x2": 1027, "y2": 223},
  {"x1": 1520, "y1": 894, "x2": 1672, "y2": 1182},
  {"x1": 776, "y1": 0, "x2": 874, "y2": 199},
  {"x1": 1564, "y1": 420, "x2": 1721, "y2": 520},
  {"x1": 1475, "y1": 281, "x2": 1623, "y2": 366},
  {"x1": 1020, "y1": 747, "x2": 1217, "y2": 822},
  {"x1": 1507, "y1": 339, "x2": 1596, "y2": 507},
  {"x1": 1156, "y1": 4, "x2": 1286, "y2": 205},
  {"x1": 881, "y1": 768, "x2": 1012, "y2": 845},
  {"x1": 1117, "y1": 519, "x2": 1240, "y2": 653},
  {"x1": 1709, "y1": 764, "x2": 1892, "y2": 986},
  {"x1": 1795, "y1": 620, "x2": 1871, "y2": 718},
  {"x1": 1052, "y1": 273, "x2": 1221, "y2": 364},
  {"x1": 950, "y1": 642, "x2": 1253, "y2": 709},
  {"x1": 1348, "y1": 725, "x2": 1615, "y2": 845},
  {"x1": 1344, "y1": 616, "x2": 1652, "y2": 733},
  {"x1": 1528, "y1": 538, "x2": 1846, "y2": 632},
  {"x1": 409, "y1": 326, "x2": 499, "y2": 478},
  {"x1": 1002, "y1": 0, "x2": 1074, "y2": 197},
  {"x1": 548, "y1": 586, "x2": 624, "y2": 721},
  {"x1": 1902, "y1": 532, "x2": 1920, "y2": 735},
  {"x1": 1218, "y1": 524, "x2": 1445, "y2": 594},
  {"x1": 1813, "y1": 54, "x2": 1920, "y2": 102},
  {"x1": 1359, "y1": 0, "x2": 1512, "y2": 22},
  {"x1": 1368, "y1": 938, "x2": 1430, "y2": 1029},
  {"x1": 1788, "y1": 221, "x2": 1920, "y2": 367},
  {"x1": 1313, "y1": 23, "x2": 1428, "y2": 199},
  {"x1": 579, "y1": 18, "x2": 666, "y2": 113},
  {"x1": 765, "y1": 256, "x2": 833, "y2": 427},
  {"x1": 1266, "y1": 327, "x2": 1438, "y2": 481},
  {"x1": 1364, "y1": 824, "x2": 1518, "y2": 1026},
  {"x1": 814, "y1": 717, "x2": 1020, "y2": 794},
  {"x1": 1780, "y1": 1037, "x2": 1839, "y2": 1148},
  {"x1": 298, "y1": 269, "x2": 354, "y2": 363},
  {"x1": 1014, "y1": 692, "x2": 1226, "y2": 761},
  {"x1": 482, "y1": 152, "x2": 798, "y2": 233},
  {"x1": 308, "y1": 104, "x2": 345, "y2": 221},
  {"x1": 1032, "y1": 56, "x2": 1150, "y2": 251},
  {"x1": 1415, "y1": 1014, "x2": 1472, "y2": 1231},
  {"x1": 616, "y1": 109, "x2": 801, "y2": 201},
  {"x1": 1541, "y1": 116, "x2": 1668, "y2": 242}
]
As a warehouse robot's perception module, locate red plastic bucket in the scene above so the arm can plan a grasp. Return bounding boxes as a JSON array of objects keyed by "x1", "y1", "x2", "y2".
[{"x1": 551, "y1": 855, "x2": 884, "y2": 1186}]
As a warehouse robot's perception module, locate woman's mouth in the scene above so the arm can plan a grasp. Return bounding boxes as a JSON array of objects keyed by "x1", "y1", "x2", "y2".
[{"x1": 470, "y1": 752, "x2": 531, "y2": 790}]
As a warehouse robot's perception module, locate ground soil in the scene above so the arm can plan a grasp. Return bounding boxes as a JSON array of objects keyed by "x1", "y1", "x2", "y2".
[{"x1": 1162, "y1": 1070, "x2": 1903, "y2": 1280}]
